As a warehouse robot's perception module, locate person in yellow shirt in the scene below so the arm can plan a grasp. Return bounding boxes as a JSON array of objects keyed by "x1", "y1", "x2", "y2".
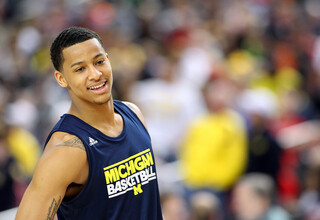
[
  {"x1": 6, "y1": 125, "x2": 40, "y2": 178},
  {"x1": 179, "y1": 76, "x2": 247, "y2": 217}
]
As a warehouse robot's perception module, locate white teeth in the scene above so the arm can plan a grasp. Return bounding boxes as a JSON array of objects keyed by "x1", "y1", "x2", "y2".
[{"x1": 89, "y1": 82, "x2": 106, "y2": 90}]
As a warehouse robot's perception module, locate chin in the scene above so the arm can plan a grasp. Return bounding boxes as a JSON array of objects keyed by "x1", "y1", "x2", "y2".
[{"x1": 93, "y1": 95, "x2": 112, "y2": 105}]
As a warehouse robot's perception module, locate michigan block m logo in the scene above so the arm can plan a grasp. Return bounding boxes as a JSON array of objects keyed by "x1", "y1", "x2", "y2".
[{"x1": 133, "y1": 184, "x2": 143, "y2": 195}]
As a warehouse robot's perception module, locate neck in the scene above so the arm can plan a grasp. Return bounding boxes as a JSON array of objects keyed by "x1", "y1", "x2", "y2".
[{"x1": 68, "y1": 97, "x2": 116, "y2": 126}]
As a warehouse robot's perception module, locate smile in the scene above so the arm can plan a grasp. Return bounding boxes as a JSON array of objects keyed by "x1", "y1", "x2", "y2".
[{"x1": 88, "y1": 81, "x2": 107, "y2": 90}]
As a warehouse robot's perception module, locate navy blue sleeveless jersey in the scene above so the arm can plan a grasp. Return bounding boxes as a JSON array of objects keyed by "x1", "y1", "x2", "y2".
[{"x1": 44, "y1": 100, "x2": 163, "y2": 220}]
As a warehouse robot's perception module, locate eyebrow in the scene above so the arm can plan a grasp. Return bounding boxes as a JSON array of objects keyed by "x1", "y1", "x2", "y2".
[{"x1": 70, "y1": 53, "x2": 105, "y2": 68}]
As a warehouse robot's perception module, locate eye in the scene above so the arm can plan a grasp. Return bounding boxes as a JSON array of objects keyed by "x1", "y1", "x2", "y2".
[
  {"x1": 75, "y1": 67, "x2": 85, "y2": 72},
  {"x1": 96, "y1": 59, "x2": 105, "y2": 65}
]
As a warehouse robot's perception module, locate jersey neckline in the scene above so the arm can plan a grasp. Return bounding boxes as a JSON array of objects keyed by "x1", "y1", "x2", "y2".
[{"x1": 62, "y1": 106, "x2": 127, "y2": 142}]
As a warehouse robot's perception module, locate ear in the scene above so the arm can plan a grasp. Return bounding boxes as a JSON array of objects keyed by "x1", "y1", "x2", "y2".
[
  {"x1": 54, "y1": 71, "x2": 68, "y2": 88},
  {"x1": 106, "y1": 53, "x2": 109, "y2": 60}
]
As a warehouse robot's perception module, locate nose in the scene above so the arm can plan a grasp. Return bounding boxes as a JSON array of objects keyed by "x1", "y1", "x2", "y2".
[{"x1": 88, "y1": 65, "x2": 102, "y2": 81}]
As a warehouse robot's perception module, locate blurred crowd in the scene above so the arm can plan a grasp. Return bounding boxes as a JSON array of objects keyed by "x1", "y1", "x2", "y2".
[{"x1": 1, "y1": 0, "x2": 320, "y2": 219}]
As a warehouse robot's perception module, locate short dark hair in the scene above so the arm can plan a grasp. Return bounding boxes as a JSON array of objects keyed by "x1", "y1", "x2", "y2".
[{"x1": 50, "y1": 26, "x2": 104, "y2": 71}]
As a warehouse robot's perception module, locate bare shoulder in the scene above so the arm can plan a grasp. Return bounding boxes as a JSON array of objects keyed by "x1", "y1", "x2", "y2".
[
  {"x1": 15, "y1": 132, "x2": 88, "y2": 220},
  {"x1": 38, "y1": 132, "x2": 88, "y2": 184},
  {"x1": 122, "y1": 101, "x2": 141, "y2": 115},
  {"x1": 122, "y1": 101, "x2": 148, "y2": 129},
  {"x1": 46, "y1": 132, "x2": 86, "y2": 152}
]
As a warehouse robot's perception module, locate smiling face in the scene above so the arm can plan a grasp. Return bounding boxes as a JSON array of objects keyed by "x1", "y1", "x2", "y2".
[{"x1": 55, "y1": 38, "x2": 113, "y2": 106}]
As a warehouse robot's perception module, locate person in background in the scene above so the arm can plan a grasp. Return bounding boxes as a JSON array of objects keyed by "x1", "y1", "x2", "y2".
[
  {"x1": 237, "y1": 88, "x2": 282, "y2": 183},
  {"x1": 179, "y1": 75, "x2": 247, "y2": 218},
  {"x1": 160, "y1": 191, "x2": 188, "y2": 220},
  {"x1": 190, "y1": 191, "x2": 222, "y2": 220},
  {"x1": 0, "y1": 119, "x2": 16, "y2": 211},
  {"x1": 230, "y1": 173, "x2": 292, "y2": 220}
]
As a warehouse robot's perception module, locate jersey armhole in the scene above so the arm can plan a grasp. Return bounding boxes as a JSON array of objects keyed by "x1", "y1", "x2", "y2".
[{"x1": 118, "y1": 101, "x2": 150, "y2": 139}]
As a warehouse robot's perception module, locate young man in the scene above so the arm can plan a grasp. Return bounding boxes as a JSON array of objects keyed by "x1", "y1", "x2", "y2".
[{"x1": 15, "y1": 27, "x2": 163, "y2": 220}]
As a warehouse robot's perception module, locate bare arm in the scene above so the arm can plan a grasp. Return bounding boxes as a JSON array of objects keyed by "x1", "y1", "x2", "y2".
[{"x1": 15, "y1": 132, "x2": 88, "y2": 220}]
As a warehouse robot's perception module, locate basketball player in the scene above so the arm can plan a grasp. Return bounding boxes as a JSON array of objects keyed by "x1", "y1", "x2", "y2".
[{"x1": 15, "y1": 27, "x2": 163, "y2": 220}]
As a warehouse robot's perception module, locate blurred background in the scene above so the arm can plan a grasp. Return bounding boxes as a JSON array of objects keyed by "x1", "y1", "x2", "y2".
[{"x1": 1, "y1": 0, "x2": 320, "y2": 219}]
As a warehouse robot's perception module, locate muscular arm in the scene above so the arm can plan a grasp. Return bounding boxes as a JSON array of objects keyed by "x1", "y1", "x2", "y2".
[{"x1": 15, "y1": 133, "x2": 88, "y2": 220}]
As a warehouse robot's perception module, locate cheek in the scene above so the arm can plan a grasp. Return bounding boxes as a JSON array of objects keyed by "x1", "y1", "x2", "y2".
[
  {"x1": 106, "y1": 66, "x2": 113, "y2": 79},
  {"x1": 109, "y1": 72, "x2": 113, "y2": 85},
  {"x1": 66, "y1": 75, "x2": 88, "y2": 92}
]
